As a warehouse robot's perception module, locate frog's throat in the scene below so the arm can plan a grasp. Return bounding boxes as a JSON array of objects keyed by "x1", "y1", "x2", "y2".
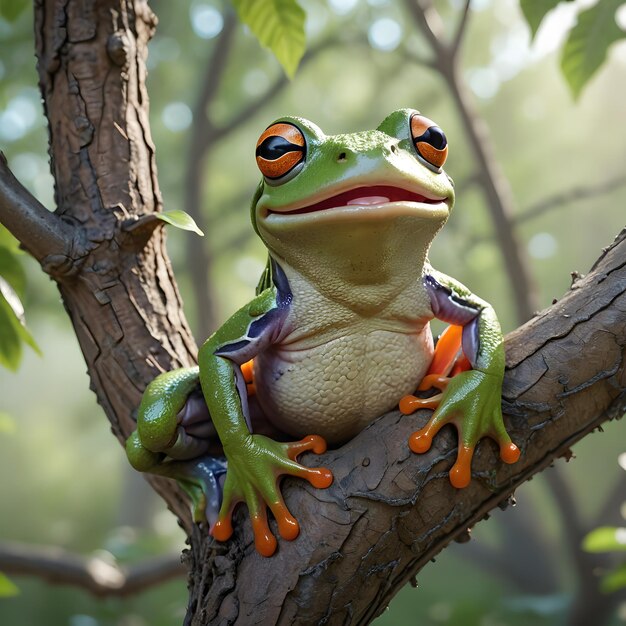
[{"x1": 259, "y1": 207, "x2": 446, "y2": 310}]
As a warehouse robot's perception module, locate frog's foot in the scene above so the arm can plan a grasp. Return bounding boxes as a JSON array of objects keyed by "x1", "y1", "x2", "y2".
[
  {"x1": 406, "y1": 370, "x2": 520, "y2": 488},
  {"x1": 211, "y1": 434, "x2": 333, "y2": 557}
]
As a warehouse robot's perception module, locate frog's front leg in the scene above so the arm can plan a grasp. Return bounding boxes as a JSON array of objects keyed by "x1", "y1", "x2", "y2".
[
  {"x1": 200, "y1": 278, "x2": 332, "y2": 557},
  {"x1": 402, "y1": 269, "x2": 520, "y2": 487},
  {"x1": 125, "y1": 367, "x2": 227, "y2": 526}
]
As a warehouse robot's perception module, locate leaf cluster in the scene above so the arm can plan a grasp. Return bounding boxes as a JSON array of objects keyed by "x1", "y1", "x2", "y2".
[{"x1": 520, "y1": 0, "x2": 626, "y2": 98}]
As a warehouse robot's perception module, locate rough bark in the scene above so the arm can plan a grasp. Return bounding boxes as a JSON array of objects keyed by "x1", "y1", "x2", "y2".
[
  {"x1": 0, "y1": 2, "x2": 623, "y2": 625},
  {"x1": 32, "y1": 0, "x2": 195, "y2": 528}
]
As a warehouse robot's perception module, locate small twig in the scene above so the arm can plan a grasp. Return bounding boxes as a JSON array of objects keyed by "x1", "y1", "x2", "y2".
[
  {"x1": 0, "y1": 152, "x2": 80, "y2": 274},
  {"x1": 208, "y1": 32, "x2": 344, "y2": 147},
  {"x1": 462, "y1": 175, "x2": 626, "y2": 251},
  {"x1": 0, "y1": 541, "x2": 186, "y2": 598},
  {"x1": 519, "y1": 174, "x2": 626, "y2": 225},
  {"x1": 405, "y1": 0, "x2": 447, "y2": 59},
  {"x1": 451, "y1": 0, "x2": 472, "y2": 58},
  {"x1": 405, "y1": 0, "x2": 538, "y2": 323},
  {"x1": 183, "y1": 9, "x2": 239, "y2": 335}
]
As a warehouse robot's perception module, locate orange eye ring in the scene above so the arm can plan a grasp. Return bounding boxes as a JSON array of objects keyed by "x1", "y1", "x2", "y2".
[
  {"x1": 256, "y1": 122, "x2": 306, "y2": 183},
  {"x1": 410, "y1": 113, "x2": 448, "y2": 171}
]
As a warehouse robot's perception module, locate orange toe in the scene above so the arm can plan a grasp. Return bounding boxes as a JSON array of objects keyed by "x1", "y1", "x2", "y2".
[
  {"x1": 301, "y1": 467, "x2": 333, "y2": 489},
  {"x1": 286, "y1": 435, "x2": 327, "y2": 460},
  {"x1": 252, "y1": 513, "x2": 277, "y2": 557},
  {"x1": 271, "y1": 502, "x2": 300, "y2": 541},
  {"x1": 417, "y1": 374, "x2": 451, "y2": 392},
  {"x1": 211, "y1": 516, "x2": 234, "y2": 542},
  {"x1": 500, "y1": 442, "x2": 520, "y2": 464},
  {"x1": 400, "y1": 394, "x2": 442, "y2": 415},
  {"x1": 409, "y1": 429, "x2": 433, "y2": 454},
  {"x1": 449, "y1": 445, "x2": 473, "y2": 488}
]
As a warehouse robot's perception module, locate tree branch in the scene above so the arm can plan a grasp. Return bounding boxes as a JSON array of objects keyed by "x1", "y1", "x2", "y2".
[
  {"x1": 183, "y1": 9, "x2": 238, "y2": 336},
  {"x1": 209, "y1": 34, "x2": 344, "y2": 147},
  {"x1": 0, "y1": 541, "x2": 185, "y2": 598},
  {"x1": 404, "y1": 0, "x2": 447, "y2": 59},
  {"x1": 184, "y1": 228, "x2": 626, "y2": 624},
  {"x1": 405, "y1": 0, "x2": 539, "y2": 324},
  {"x1": 18, "y1": 2, "x2": 626, "y2": 623},
  {"x1": 0, "y1": 152, "x2": 80, "y2": 276},
  {"x1": 451, "y1": 0, "x2": 472, "y2": 59},
  {"x1": 461, "y1": 174, "x2": 626, "y2": 253},
  {"x1": 31, "y1": 0, "x2": 197, "y2": 529},
  {"x1": 520, "y1": 174, "x2": 626, "y2": 225}
]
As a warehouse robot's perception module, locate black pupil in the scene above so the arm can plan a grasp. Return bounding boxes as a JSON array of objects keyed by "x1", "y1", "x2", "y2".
[
  {"x1": 422, "y1": 126, "x2": 447, "y2": 150},
  {"x1": 256, "y1": 136, "x2": 302, "y2": 160}
]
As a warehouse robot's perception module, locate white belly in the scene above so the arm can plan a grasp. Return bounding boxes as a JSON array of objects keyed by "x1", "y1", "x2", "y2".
[{"x1": 254, "y1": 327, "x2": 434, "y2": 445}]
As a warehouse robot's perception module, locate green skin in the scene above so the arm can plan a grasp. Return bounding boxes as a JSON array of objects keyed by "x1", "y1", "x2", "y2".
[{"x1": 126, "y1": 109, "x2": 517, "y2": 554}]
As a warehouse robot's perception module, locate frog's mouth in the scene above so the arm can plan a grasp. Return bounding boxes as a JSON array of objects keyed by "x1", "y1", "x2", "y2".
[{"x1": 267, "y1": 185, "x2": 448, "y2": 216}]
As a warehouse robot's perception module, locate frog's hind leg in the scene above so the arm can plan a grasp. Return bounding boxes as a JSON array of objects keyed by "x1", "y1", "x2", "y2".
[
  {"x1": 399, "y1": 324, "x2": 470, "y2": 414},
  {"x1": 125, "y1": 367, "x2": 227, "y2": 527}
]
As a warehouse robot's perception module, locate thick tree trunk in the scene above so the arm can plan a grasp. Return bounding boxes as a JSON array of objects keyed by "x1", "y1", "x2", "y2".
[
  {"x1": 32, "y1": 0, "x2": 194, "y2": 527},
  {"x1": 0, "y1": 2, "x2": 622, "y2": 625}
]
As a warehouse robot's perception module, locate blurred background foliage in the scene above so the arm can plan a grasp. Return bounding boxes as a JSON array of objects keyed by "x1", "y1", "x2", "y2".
[{"x1": 0, "y1": 0, "x2": 625, "y2": 624}]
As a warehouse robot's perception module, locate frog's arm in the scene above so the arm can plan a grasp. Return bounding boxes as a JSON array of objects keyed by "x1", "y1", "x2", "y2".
[
  {"x1": 198, "y1": 259, "x2": 332, "y2": 557},
  {"x1": 406, "y1": 266, "x2": 520, "y2": 487}
]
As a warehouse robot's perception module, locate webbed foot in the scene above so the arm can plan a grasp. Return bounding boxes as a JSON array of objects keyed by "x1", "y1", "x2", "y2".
[
  {"x1": 400, "y1": 324, "x2": 519, "y2": 487},
  {"x1": 212, "y1": 434, "x2": 332, "y2": 557},
  {"x1": 406, "y1": 370, "x2": 520, "y2": 487}
]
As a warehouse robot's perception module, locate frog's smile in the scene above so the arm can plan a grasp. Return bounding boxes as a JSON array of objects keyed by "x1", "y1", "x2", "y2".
[{"x1": 267, "y1": 185, "x2": 448, "y2": 216}]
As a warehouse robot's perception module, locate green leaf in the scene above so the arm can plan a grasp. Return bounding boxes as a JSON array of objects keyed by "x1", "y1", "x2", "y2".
[
  {"x1": 0, "y1": 0, "x2": 28, "y2": 22},
  {"x1": 0, "y1": 572, "x2": 19, "y2": 597},
  {"x1": 0, "y1": 412, "x2": 16, "y2": 435},
  {"x1": 583, "y1": 526, "x2": 626, "y2": 553},
  {"x1": 0, "y1": 277, "x2": 40, "y2": 371},
  {"x1": 520, "y1": 0, "x2": 563, "y2": 39},
  {"x1": 561, "y1": 0, "x2": 626, "y2": 99},
  {"x1": 231, "y1": 0, "x2": 306, "y2": 78},
  {"x1": 601, "y1": 562, "x2": 626, "y2": 593},
  {"x1": 156, "y1": 210, "x2": 204, "y2": 236},
  {"x1": 0, "y1": 290, "x2": 23, "y2": 371},
  {"x1": 0, "y1": 246, "x2": 27, "y2": 298}
]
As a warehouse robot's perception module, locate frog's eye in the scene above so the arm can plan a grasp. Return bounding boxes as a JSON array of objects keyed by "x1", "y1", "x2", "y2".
[
  {"x1": 256, "y1": 122, "x2": 306, "y2": 184},
  {"x1": 410, "y1": 114, "x2": 448, "y2": 172}
]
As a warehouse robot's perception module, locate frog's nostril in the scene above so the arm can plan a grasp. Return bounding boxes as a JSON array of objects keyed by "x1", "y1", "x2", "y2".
[
  {"x1": 390, "y1": 144, "x2": 398, "y2": 154},
  {"x1": 337, "y1": 152, "x2": 347, "y2": 162}
]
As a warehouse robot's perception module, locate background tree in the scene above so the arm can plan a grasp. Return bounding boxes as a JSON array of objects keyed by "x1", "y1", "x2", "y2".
[{"x1": 0, "y1": 0, "x2": 625, "y2": 624}]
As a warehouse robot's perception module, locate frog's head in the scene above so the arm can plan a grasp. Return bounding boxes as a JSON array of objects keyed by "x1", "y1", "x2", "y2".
[{"x1": 251, "y1": 109, "x2": 455, "y2": 299}]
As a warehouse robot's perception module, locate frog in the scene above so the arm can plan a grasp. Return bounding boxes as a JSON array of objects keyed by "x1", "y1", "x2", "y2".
[{"x1": 125, "y1": 108, "x2": 520, "y2": 557}]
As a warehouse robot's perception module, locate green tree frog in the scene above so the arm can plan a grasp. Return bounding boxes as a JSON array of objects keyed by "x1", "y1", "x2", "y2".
[{"x1": 126, "y1": 109, "x2": 520, "y2": 557}]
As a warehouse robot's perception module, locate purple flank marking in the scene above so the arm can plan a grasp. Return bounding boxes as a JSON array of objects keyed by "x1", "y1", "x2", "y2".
[
  {"x1": 214, "y1": 339, "x2": 251, "y2": 355},
  {"x1": 462, "y1": 318, "x2": 480, "y2": 368},
  {"x1": 248, "y1": 308, "x2": 281, "y2": 338},
  {"x1": 424, "y1": 274, "x2": 480, "y2": 326}
]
